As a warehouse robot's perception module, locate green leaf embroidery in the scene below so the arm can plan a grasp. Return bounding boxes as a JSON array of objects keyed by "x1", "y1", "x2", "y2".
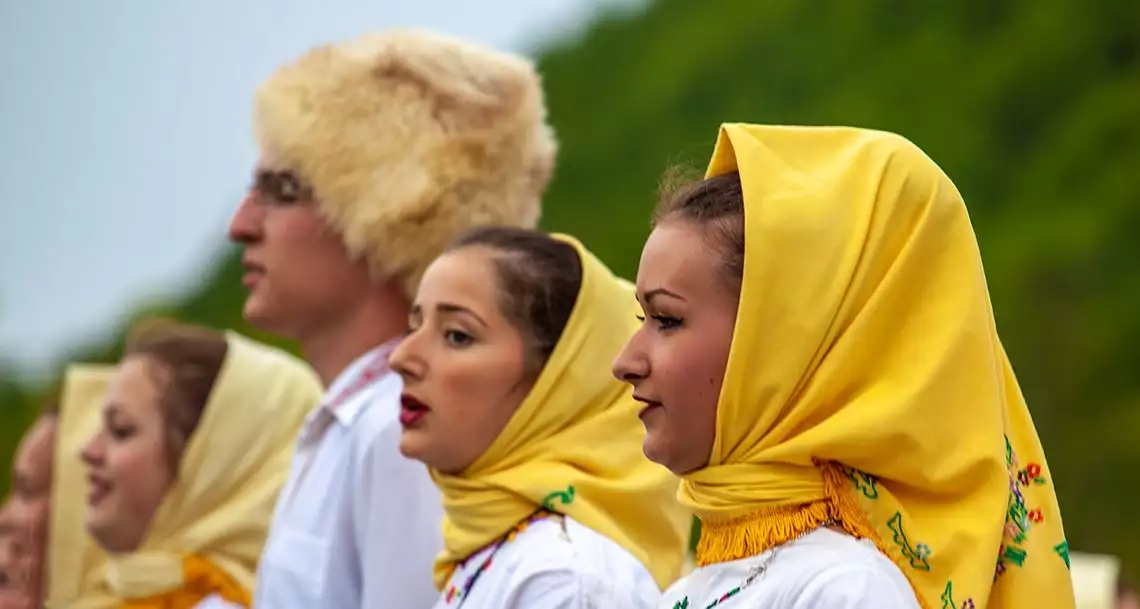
[
  {"x1": 887, "y1": 512, "x2": 931, "y2": 571},
  {"x1": 941, "y1": 582, "x2": 956, "y2": 609},
  {"x1": 841, "y1": 466, "x2": 880, "y2": 499},
  {"x1": 1003, "y1": 545, "x2": 1028, "y2": 567},
  {"x1": 1055, "y1": 540, "x2": 1071, "y2": 569},
  {"x1": 541, "y1": 485, "x2": 576, "y2": 510}
]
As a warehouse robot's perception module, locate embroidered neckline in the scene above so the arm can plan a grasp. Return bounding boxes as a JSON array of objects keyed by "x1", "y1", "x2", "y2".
[
  {"x1": 323, "y1": 348, "x2": 394, "y2": 413},
  {"x1": 674, "y1": 521, "x2": 832, "y2": 609},
  {"x1": 443, "y1": 510, "x2": 553, "y2": 607}
]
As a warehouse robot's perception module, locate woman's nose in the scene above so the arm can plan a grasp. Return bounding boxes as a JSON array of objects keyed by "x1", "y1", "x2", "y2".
[
  {"x1": 389, "y1": 332, "x2": 424, "y2": 381},
  {"x1": 612, "y1": 343, "x2": 648, "y2": 384},
  {"x1": 79, "y1": 432, "x2": 103, "y2": 467}
]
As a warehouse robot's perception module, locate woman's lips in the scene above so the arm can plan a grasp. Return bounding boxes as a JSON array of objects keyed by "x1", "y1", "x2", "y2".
[
  {"x1": 399, "y1": 394, "x2": 430, "y2": 427},
  {"x1": 87, "y1": 474, "x2": 112, "y2": 507},
  {"x1": 634, "y1": 396, "x2": 663, "y2": 420}
]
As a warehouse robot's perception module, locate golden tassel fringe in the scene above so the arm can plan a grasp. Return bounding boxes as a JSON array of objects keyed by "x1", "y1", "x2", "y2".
[
  {"x1": 693, "y1": 499, "x2": 838, "y2": 567},
  {"x1": 693, "y1": 462, "x2": 932, "y2": 609}
]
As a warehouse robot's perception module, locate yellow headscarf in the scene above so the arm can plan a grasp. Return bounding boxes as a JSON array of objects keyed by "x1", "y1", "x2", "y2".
[
  {"x1": 57, "y1": 332, "x2": 322, "y2": 609},
  {"x1": 46, "y1": 364, "x2": 115, "y2": 605},
  {"x1": 431, "y1": 234, "x2": 690, "y2": 590},
  {"x1": 681, "y1": 124, "x2": 1075, "y2": 609}
]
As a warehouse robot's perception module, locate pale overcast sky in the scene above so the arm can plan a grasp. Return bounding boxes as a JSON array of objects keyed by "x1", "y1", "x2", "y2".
[{"x1": 0, "y1": 0, "x2": 638, "y2": 378}]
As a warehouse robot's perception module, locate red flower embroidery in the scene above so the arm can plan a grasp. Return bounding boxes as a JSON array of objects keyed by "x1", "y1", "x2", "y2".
[
  {"x1": 1026, "y1": 463, "x2": 1042, "y2": 478},
  {"x1": 1029, "y1": 509, "x2": 1044, "y2": 524}
]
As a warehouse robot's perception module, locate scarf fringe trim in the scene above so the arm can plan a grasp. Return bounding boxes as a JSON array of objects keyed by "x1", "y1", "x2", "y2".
[
  {"x1": 119, "y1": 555, "x2": 250, "y2": 609},
  {"x1": 693, "y1": 461, "x2": 931, "y2": 609}
]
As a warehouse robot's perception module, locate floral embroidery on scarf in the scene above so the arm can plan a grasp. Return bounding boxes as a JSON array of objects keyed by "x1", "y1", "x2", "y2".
[
  {"x1": 840, "y1": 465, "x2": 880, "y2": 499},
  {"x1": 997, "y1": 435, "x2": 1048, "y2": 579},
  {"x1": 887, "y1": 511, "x2": 932, "y2": 571},
  {"x1": 941, "y1": 581, "x2": 975, "y2": 609},
  {"x1": 1055, "y1": 540, "x2": 1071, "y2": 569},
  {"x1": 540, "y1": 485, "x2": 576, "y2": 510}
]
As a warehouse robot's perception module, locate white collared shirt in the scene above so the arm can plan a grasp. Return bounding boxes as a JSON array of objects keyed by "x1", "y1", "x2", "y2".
[
  {"x1": 253, "y1": 343, "x2": 444, "y2": 609},
  {"x1": 658, "y1": 529, "x2": 920, "y2": 609},
  {"x1": 432, "y1": 517, "x2": 661, "y2": 609}
]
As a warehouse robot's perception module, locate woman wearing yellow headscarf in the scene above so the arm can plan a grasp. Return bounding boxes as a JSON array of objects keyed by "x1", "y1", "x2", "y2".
[
  {"x1": 389, "y1": 226, "x2": 690, "y2": 608},
  {"x1": 613, "y1": 124, "x2": 1076, "y2": 609},
  {"x1": 51, "y1": 320, "x2": 322, "y2": 609}
]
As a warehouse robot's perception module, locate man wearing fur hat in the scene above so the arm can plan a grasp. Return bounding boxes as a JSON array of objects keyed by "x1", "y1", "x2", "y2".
[{"x1": 228, "y1": 29, "x2": 556, "y2": 609}]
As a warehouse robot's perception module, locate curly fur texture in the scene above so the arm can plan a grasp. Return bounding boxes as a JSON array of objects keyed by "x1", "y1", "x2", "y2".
[{"x1": 253, "y1": 29, "x2": 557, "y2": 299}]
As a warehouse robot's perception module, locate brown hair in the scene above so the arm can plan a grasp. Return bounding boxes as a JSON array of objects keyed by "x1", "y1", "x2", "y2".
[
  {"x1": 124, "y1": 320, "x2": 228, "y2": 471},
  {"x1": 448, "y1": 227, "x2": 582, "y2": 375},
  {"x1": 654, "y1": 167, "x2": 746, "y2": 296}
]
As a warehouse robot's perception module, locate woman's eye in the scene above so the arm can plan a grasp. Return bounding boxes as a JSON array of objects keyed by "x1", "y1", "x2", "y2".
[
  {"x1": 652, "y1": 315, "x2": 682, "y2": 331},
  {"x1": 108, "y1": 425, "x2": 134, "y2": 441},
  {"x1": 444, "y1": 330, "x2": 474, "y2": 347}
]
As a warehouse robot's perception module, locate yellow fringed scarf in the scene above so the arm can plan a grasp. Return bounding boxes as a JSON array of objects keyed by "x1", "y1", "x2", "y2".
[
  {"x1": 680, "y1": 124, "x2": 1075, "y2": 609},
  {"x1": 55, "y1": 332, "x2": 323, "y2": 609},
  {"x1": 431, "y1": 234, "x2": 691, "y2": 591}
]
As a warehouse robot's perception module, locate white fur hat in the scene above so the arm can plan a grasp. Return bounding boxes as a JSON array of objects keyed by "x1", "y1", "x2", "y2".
[{"x1": 253, "y1": 29, "x2": 557, "y2": 298}]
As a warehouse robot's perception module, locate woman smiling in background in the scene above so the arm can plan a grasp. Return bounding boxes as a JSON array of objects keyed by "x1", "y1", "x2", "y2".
[{"x1": 71, "y1": 321, "x2": 321, "y2": 609}]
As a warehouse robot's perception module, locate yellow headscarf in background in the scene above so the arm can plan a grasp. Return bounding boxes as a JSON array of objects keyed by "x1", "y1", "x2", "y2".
[
  {"x1": 431, "y1": 234, "x2": 690, "y2": 590},
  {"x1": 681, "y1": 124, "x2": 1074, "y2": 609},
  {"x1": 60, "y1": 332, "x2": 322, "y2": 609},
  {"x1": 47, "y1": 364, "x2": 115, "y2": 605}
]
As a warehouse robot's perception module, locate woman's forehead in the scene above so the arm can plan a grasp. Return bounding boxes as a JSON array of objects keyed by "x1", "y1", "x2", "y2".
[
  {"x1": 415, "y1": 249, "x2": 504, "y2": 320},
  {"x1": 637, "y1": 223, "x2": 723, "y2": 299}
]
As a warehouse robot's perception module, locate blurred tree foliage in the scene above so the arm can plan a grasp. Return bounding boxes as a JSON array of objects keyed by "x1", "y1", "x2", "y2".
[{"x1": 2, "y1": 0, "x2": 1137, "y2": 574}]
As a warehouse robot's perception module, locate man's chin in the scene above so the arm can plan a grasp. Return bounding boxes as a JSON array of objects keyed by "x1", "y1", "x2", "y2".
[
  {"x1": 242, "y1": 298, "x2": 307, "y2": 341},
  {"x1": 242, "y1": 298, "x2": 280, "y2": 332}
]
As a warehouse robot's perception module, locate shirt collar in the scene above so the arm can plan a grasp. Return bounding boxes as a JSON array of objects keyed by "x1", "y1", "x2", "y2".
[{"x1": 321, "y1": 336, "x2": 402, "y2": 426}]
